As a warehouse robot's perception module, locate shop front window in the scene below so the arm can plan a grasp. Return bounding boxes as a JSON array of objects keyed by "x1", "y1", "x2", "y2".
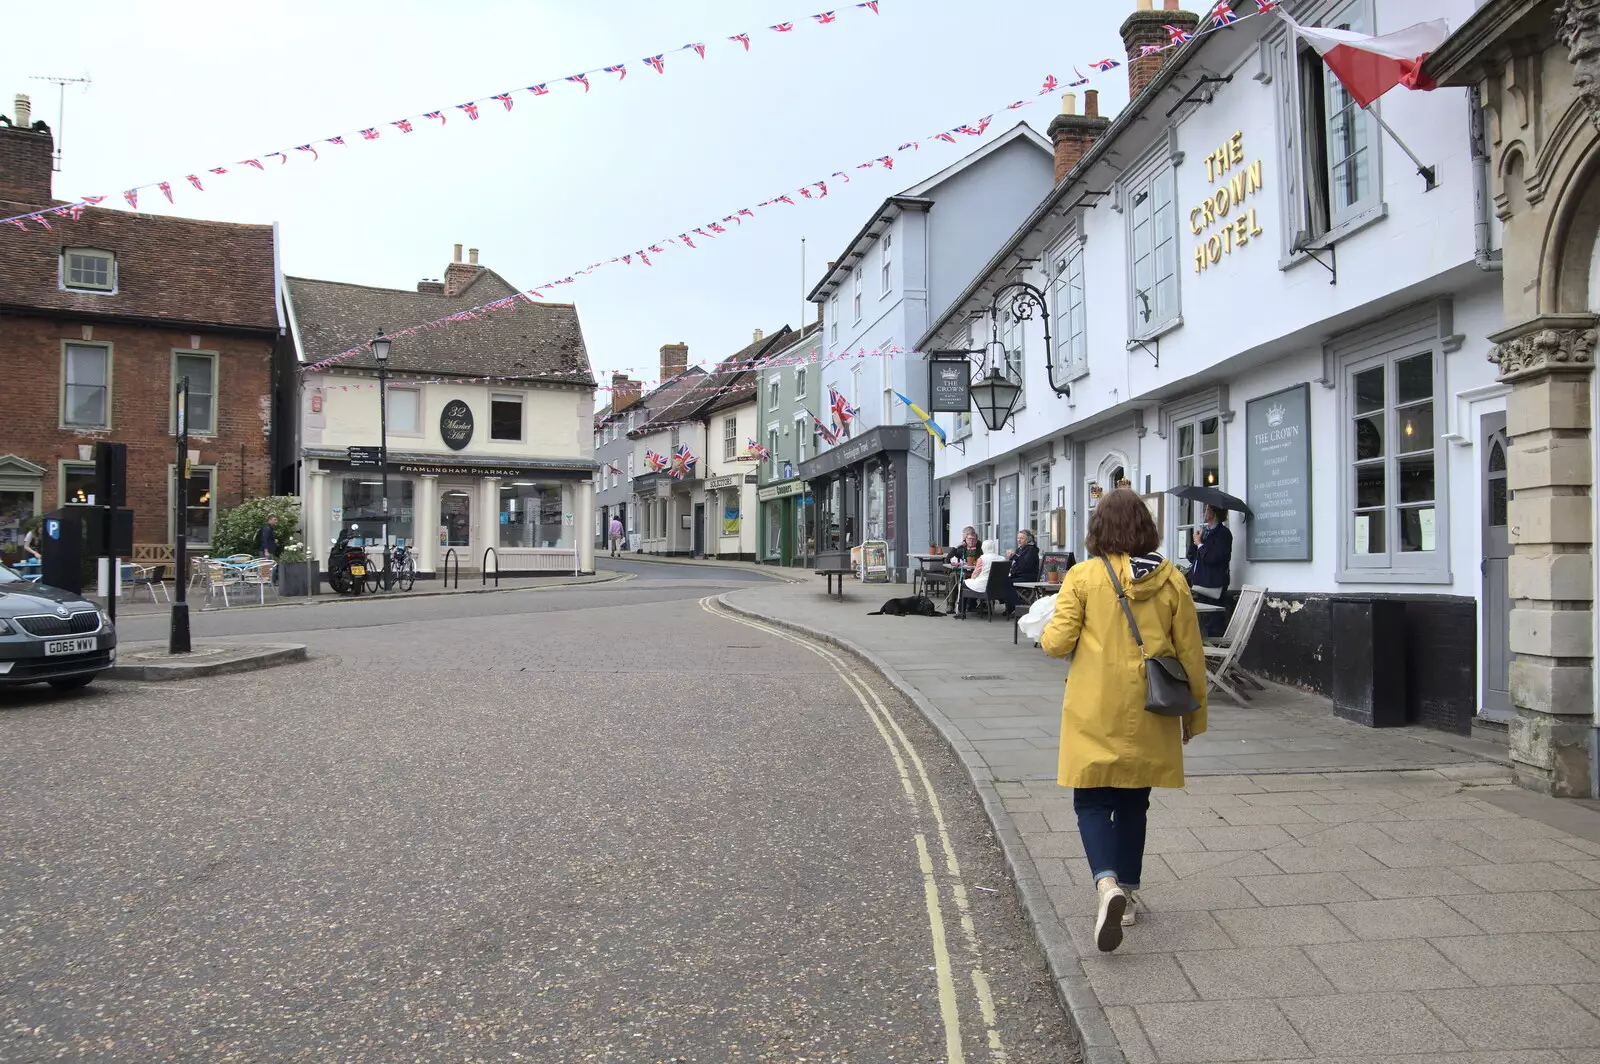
[
  {"x1": 866, "y1": 463, "x2": 886, "y2": 541},
  {"x1": 62, "y1": 463, "x2": 96, "y2": 505},
  {"x1": 1173, "y1": 414, "x2": 1221, "y2": 555},
  {"x1": 440, "y1": 490, "x2": 471, "y2": 548},
  {"x1": 500, "y1": 482, "x2": 572, "y2": 549},
  {"x1": 1, "y1": 489, "x2": 39, "y2": 553},
  {"x1": 341, "y1": 478, "x2": 415, "y2": 545}
]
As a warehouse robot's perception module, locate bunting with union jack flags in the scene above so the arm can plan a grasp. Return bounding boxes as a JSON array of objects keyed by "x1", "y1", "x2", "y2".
[{"x1": 1207, "y1": 1, "x2": 1239, "y2": 27}]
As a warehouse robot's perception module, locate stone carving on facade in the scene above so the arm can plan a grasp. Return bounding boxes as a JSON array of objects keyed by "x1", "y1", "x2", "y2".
[
  {"x1": 1558, "y1": 0, "x2": 1600, "y2": 126},
  {"x1": 1488, "y1": 324, "x2": 1598, "y2": 379}
]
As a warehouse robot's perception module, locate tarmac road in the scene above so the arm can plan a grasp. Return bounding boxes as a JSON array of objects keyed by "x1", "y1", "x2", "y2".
[{"x1": 0, "y1": 566, "x2": 1077, "y2": 1062}]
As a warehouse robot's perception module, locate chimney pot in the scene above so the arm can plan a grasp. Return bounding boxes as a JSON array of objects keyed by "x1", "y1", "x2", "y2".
[
  {"x1": 1121, "y1": 2, "x2": 1199, "y2": 100},
  {"x1": 753, "y1": 328, "x2": 764, "y2": 343},
  {"x1": 1061, "y1": 92, "x2": 1077, "y2": 116},
  {"x1": 1048, "y1": 87, "x2": 1113, "y2": 183},
  {"x1": 1085, "y1": 89, "x2": 1100, "y2": 118},
  {"x1": 14, "y1": 94, "x2": 29, "y2": 129},
  {"x1": 469, "y1": 248, "x2": 479, "y2": 266},
  {"x1": 453, "y1": 244, "x2": 463, "y2": 263}
]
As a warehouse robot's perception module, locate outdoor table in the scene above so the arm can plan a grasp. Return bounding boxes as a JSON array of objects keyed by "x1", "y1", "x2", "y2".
[{"x1": 1012, "y1": 581, "x2": 1058, "y2": 607}]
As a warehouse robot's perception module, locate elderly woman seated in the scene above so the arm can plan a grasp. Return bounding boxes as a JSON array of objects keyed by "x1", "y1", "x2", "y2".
[{"x1": 958, "y1": 538, "x2": 1010, "y2": 618}]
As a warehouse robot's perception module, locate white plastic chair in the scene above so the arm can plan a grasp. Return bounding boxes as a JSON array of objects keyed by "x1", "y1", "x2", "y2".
[
  {"x1": 131, "y1": 564, "x2": 170, "y2": 603},
  {"x1": 241, "y1": 559, "x2": 275, "y2": 605},
  {"x1": 204, "y1": 559, "x2": 243, "y2": 606}
]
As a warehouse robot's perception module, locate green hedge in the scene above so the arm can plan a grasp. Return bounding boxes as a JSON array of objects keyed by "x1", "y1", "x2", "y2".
[{"x1": 212, "y1": 496, "x2": 302, "y2": 558}]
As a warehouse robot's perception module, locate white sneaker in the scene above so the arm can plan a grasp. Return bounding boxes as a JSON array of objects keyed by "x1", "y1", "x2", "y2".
[
  {"x1": 1095, "y1": 883, "x2": 1128, "y2": 952},
  {"x1": 1122, "y1": 890, "x2": 1139, "y2": 927}
]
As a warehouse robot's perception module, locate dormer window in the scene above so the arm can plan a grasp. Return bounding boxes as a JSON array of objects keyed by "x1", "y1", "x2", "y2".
[{"x1": 64, "y1": 248, "x2": 115, "y2": 292}]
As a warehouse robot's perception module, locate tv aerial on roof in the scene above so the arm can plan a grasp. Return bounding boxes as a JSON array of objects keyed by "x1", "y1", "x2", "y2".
[{"x1": 27, "y1": 71, "x2": 92, "y2": 172}]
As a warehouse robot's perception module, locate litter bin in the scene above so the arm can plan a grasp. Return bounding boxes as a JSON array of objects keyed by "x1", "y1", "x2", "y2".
[{"x1": 1330, "y1": 595, "x2": 1408, "y2": 728}]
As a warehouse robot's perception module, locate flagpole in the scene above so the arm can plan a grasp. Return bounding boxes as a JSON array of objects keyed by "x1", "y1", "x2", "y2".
[
  {"x1": 1366, "y1": 105, "x2": 1437, "y2": 191},
  {"x1": 800, "y1": 236, "x2": 807, "y2": 333}
]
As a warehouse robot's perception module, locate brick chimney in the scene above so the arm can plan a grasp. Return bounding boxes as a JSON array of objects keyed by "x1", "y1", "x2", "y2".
[
  {"x1": 611, "y1": 373, "x2": 643, "y2": 412},
  {"x1": 443, "y1": 244, "x2": 484, "y2": 297},
  {"x1": 660, "y1": 342, "x2": 689, "y2": 380},
  {"x1": 1047, "y1": 91, "x2": 1111, "y2": 183},
  {"x1": 1122, "y1": 0, "x2": 1199, "y2": 101},
  {"x1": 416, "y1": 278, "x2": 444, "y2": 295},
  {"x1": 0, "y1": 94, "x2": 54, "y2": 205}
]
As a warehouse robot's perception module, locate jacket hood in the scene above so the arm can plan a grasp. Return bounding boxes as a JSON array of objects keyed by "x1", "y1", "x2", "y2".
[{"x1": 1119, "y1": 552, "x2": 1178, "y2": 601}]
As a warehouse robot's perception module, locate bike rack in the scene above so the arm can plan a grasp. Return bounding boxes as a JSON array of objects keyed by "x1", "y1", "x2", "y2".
[
  {"x1": 443, "y1": 549, "x2": 460, "y2": 589},
  {"x1": 482, "y1": 547, "x2": 500, "y2": 587}
]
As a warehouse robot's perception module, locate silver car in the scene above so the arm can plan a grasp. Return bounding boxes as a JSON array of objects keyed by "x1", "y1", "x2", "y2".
[{"x1": 0, "y1": 563, "x2": 118, "y2": 689}]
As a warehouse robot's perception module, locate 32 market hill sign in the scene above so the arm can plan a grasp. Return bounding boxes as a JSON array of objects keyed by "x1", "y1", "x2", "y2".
[
  {"x1": 1190, "y1": 131, "x2": 1264, "y2": 274},
  {"x1": 440, "y1": 399, "x2": 474, "y2": 450}
]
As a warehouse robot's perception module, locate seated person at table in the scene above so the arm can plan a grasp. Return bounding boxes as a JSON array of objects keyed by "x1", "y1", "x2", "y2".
[
  {"x1": 944, "y1": 527, "x2": 982, "y2": 611},
  {"x1": 961, "y1": 539, "x2": 1009, "y2": 616},
  {"x1": 21, "y1": 525, "x2": 41, "y2": 562},
  {"x1": 1007, "y1": 529, "x2": 1041, "y2": 583}
]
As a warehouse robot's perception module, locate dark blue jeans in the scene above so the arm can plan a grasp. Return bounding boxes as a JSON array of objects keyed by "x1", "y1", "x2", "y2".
[{"x1": 1074, "y1": 786, "x2": 1151, "y2": 889}]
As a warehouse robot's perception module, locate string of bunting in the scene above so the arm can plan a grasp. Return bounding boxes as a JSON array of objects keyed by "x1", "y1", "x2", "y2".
[
  {"x1": 295, "y1": 0, "x2": 1276, "y2": 375},
  {"x1": 0, "y1": 2, "x2": 885, "y2": 230},
  {"x1": 311, "y1": 344, "x2": 907, "y2": 396}
]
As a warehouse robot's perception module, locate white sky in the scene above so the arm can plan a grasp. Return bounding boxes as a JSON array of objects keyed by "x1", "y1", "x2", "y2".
[{"x1": 24, "y1": 1, "x2": 1134, "y2": 389}]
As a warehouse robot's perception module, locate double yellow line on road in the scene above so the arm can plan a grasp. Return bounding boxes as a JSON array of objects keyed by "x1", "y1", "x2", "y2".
[{"x1": 700, "y1": 597, "x2": 1008, "y2": 1064}]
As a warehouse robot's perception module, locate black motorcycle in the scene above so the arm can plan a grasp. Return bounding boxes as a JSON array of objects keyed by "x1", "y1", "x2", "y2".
[{"x1": 327, "y1": 525, "x2": 371, "y2": 596}]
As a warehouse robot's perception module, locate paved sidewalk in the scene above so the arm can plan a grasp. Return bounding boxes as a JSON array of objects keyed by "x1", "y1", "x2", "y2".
[{"x1": 726, "y1": 575, "x2": 1600, "y2": 1064}]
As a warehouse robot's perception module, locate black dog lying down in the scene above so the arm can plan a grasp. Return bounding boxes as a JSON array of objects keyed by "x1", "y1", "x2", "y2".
[{"x1": 868, "y1": 595, "x2": 944, "y2": 617}]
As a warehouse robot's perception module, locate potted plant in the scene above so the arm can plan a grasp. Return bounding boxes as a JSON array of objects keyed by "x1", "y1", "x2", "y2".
[
  {"x1": 1044, "y1": 559, "x2": 1062, "y2": 586},
  {"x1": 277, "y1": 539, "x2": 317, "y2": 597}
]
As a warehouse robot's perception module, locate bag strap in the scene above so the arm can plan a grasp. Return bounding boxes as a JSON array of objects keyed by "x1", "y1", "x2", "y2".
[{"x1": 1100, "y1": 555, "x2": 1148, "y2": 655}]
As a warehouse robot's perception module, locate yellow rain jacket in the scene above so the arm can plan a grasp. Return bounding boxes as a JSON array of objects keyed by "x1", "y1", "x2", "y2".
[{"x1": 1041, "y1": 553, "x2": 1208, "y2": 790}]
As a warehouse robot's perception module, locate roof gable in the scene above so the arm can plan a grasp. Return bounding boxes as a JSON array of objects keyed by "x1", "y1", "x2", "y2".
[
  {"x1": 0, "y1": 201, "x2": 277, "y2": 331},
  {"x1": 287, "y1": 272, "x2": 593, "y2": 384}
]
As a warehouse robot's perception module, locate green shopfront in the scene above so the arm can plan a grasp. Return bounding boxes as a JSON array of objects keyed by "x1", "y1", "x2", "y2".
[{"x1": 757, "y1": 478, "x2": 812, "y2": 568}]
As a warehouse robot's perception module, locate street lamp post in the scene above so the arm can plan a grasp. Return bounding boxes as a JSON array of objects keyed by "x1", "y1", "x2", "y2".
[
  {"x1": 372, "y1": 330, "x2": 392, "y2": 590},
  {"x1": 169, "y1": 375, "x2": 191, "y2": 654},
  {"x1": 964, "y1": 280, "x2": 1068, "y2": 434}
]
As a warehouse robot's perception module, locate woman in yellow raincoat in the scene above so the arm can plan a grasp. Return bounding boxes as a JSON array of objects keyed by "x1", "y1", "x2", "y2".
[{"x1": 1041, "y1": 489, "x2": 1207, "y2": 953}]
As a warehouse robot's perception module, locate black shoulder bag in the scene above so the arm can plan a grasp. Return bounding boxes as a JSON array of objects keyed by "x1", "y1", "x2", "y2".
[{"x1": 1100, "y1": 556, "x2": 1199, "y2": 716}]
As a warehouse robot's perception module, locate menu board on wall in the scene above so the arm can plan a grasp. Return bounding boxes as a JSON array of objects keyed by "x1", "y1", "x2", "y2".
[
  {"x1": 997, "y1": 474, "x2": 1019, "y2": 550},
  {"x1": 1245, "y1": 383, "x2": 1312, "y2": 561}
]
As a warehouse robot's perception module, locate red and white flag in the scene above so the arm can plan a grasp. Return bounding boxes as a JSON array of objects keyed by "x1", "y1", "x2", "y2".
[{"x1": 1284, "y1": 14, "x2": 1448, "y2": 108}]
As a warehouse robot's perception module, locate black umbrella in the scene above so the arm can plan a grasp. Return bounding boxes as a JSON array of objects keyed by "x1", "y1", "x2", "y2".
[{"x1": 1166, "y1": 485, "x2": 1252, "y2": 518}]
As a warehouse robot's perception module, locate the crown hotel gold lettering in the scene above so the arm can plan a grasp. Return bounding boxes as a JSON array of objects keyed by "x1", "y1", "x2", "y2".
[{"x1": 1190, "y1": 131, "x2": 1264, "y2": 273}]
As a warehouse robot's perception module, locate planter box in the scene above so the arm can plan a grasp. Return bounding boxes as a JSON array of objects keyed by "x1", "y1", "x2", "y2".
[{"x1": 279, "y1": 560, "x2": 317, "y2": 597}]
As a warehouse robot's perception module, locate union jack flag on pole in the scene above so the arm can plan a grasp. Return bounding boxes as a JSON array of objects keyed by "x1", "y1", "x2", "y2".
[
  {"x1": 813, "y1": 416, "x2": 840, "y2": 446},
  {"x1": 748, "y1": 438, "x2": 772, "y2": 460},
  {"x1": 829, "y1": 385, "x2": 858, "y2": 431}
]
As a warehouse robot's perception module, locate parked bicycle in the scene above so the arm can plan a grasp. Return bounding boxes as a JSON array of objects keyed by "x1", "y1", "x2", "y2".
[{"x1": 362, "y1": 541, "x2": 416, "y2": 593}]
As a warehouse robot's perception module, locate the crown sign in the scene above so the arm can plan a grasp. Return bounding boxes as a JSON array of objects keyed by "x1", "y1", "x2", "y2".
[{"x1": 1266, "y1": 403, "x2": 1287, "y2": 427}]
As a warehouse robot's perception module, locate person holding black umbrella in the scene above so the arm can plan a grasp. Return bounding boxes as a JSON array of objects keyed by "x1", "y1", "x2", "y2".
[{"x1": 1187, "y1": 504, "x2": 1232, "y2": 635}]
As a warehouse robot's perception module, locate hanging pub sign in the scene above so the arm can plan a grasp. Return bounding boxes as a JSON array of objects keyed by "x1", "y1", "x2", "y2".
[
  {"x1": 928, "y1": 359, "x2": 972, "y2": 413},
  {"x1": 440, "y1": 399, "x2": 474, "y2": 450},
  {"x1": 1245, "y1": 383, "x2": 1312, "y2": 561}
]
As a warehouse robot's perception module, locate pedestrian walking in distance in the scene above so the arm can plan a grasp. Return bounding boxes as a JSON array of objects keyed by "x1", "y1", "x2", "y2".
[
  {"x1": 259, "y1": 513, "x2": 281, "y2": 584},
  {"x1": 608, "y1": 515, "x2": 625, "y2": 557},
  {"x1": 1041, "y1": 489, "x2": 1207, "y2": 953}
]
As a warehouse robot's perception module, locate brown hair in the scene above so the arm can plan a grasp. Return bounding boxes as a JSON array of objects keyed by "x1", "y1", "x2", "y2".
[{"x1": 1085, "y1": 489, "x2": 1160, "y2": 557}]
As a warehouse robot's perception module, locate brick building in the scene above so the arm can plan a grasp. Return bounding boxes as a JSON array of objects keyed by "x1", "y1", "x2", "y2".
[{"x1": 0, "y1": 94, "x2": 281, "y2": 560}]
